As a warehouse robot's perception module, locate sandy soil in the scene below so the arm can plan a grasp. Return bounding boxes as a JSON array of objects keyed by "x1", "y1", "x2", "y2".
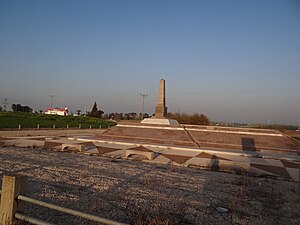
[
  {"x1": 0, "y1": 146, "x2": 299, "y2": 225},
  {"x1": 284, "y1": 130, "x2": 300, "y2": 138},
  {"x1": 0, "y1": 129, "x2": 105, "y2": 138}
]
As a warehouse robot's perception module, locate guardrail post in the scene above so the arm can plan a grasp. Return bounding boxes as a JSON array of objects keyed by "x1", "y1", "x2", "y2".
[
  {"x1": 298, "y1": 162, "x2": 300, "y2": 198},
  {"x1": 0, "y1": 175, "x2": 26, "y2": 225}
]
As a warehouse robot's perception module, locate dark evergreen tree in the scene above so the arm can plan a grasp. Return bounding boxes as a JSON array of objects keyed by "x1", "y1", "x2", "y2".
[
  {"x1": 88, "y1": 102, "x2": 104, "y2": 118},
  {"x1": 90, "y1": 102, "x2": 98, "y2": 116}
]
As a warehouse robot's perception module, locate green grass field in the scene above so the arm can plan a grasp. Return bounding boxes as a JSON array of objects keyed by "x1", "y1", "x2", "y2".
[{"x1": 0, "y1": 112, "x2": 116, "y2": 129}]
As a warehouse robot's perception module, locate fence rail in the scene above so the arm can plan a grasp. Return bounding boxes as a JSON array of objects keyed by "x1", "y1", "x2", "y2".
[
  {"x1": 15, "y1": 212, "x2": 55, "y2": 225},
  {"x1": 0, "y1": 175, "x2": 128, "y2": 225}
]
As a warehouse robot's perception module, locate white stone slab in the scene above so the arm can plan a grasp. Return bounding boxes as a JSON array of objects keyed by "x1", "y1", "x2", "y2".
[
  {"x1": 286, "y1": 168, "x2": 299, "y2": 182},
  {"x1": 141, "y1": 118, "x2": 179, "y2": 126}
]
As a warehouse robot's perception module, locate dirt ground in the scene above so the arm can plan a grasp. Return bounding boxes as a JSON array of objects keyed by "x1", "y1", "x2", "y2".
[
  {"x1": 0, "y1": 128, "x2": 105, "y2": 138},
  {"x1": 0, "y1": 145, "x2": 299, "y2": 225},
  {"x1": 284, "y1": 130, "x2": 300, "y2": 138}
]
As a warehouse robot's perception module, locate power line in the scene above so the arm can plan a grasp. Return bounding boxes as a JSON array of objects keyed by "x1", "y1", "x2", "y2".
[{"x1": 49, "y1": 95, "x2": 55, "y2": 108}]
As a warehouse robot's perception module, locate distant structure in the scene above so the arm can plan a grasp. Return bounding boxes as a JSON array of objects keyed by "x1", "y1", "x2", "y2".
[
  {"x1": 141, "y1": 79, "x2": 179, "y2": 126},
  {"x1": 44, "y1": 107, "x2": 68, "y2": 116},
  {"x1": 3, "y1": 98, "x2": 8, "y2": 111}
]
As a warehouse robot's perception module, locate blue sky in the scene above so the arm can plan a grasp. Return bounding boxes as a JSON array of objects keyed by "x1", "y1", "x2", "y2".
[{"x1": 0, "y1": 0, "x2": 299, "y2": 124}]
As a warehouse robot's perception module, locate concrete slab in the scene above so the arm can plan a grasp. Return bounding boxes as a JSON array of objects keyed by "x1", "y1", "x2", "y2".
[
  {"x1": 141, "y1": 118, "x2": 180, "y2": 126},
  {"x1": 185, "y1": 157, "x2": 212, "y2": 168},
  {"x1": 155, "y1": 148, "x2": 199, "y2": 157},
  {"x1": 85, "y1": 148, "x2": 99, "y2": 154},
  {"x1": 125, "y1": 150, "x2": 154, "y2": 160},
  {"x1": 286, "y1": 168, "x2": 299, "y2": 182},
  {"x1": 103, "y1": 149, "x2": 125, "y2": 158},
  {"x1": 151, "y1": 155, "x2": 171, "y2": 164},
  {"x1": 2, "y1": 139, "x2": 45, "y2": 148},
  {"x1": 62, "y1": 144, "x2": 85, "y2": 152},
  {"x1": 248, "y1": 158, "x2": 284, "y2": 167},
  {"x1": 214, "y1": 154, "x2": 251, "y2": 163}
]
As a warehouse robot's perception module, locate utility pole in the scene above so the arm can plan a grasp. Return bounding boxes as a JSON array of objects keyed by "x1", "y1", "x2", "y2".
[
  {"x1": 140, "y1": 93, "x2": 148, "y2": 119},
  {"x1": 49, "y1": 95, "x2": 55, "y2": 108},
  {"x1": 3, "y1": 98, "x2": 8, "y2": 111}
]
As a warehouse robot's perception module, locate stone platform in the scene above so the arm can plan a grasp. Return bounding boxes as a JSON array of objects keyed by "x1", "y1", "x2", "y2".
[
  {"x1": 101, "y1": 122, "x2": 300, "y2": 153},
  {"x1": 1, "y1": 134, "x2": 299, "y2": 181},
  {"x1": 1, "y1": 123, "x2": 299, "y2": 182}
]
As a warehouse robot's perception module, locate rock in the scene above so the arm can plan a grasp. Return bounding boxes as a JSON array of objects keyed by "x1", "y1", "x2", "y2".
[{"x1": 216, "y1": 207, "x2": 229, "y2": 213}]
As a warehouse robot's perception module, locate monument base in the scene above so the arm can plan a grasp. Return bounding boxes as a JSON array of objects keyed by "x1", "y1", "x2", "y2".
[{"x1": 141, "y1": 118, "x2": 180, "y2": 126}]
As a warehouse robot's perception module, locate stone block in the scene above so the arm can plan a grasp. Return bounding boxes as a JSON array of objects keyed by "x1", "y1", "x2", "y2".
[
  {"x1": 61, "y1": 144, "x2": 85, "y2": 152},
  {"x1": 125, "y1": 149, "x2": 154, "y2": 160}
]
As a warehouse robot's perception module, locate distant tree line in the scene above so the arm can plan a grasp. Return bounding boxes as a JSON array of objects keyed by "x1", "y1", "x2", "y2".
[
  {"x1": 11, "y1": 104, "x2": 33, "y2": 113},
  {"x1": 103, "y1": 112, "x2": 149, "y2": 120},
  {"x1": 167, "y1": 112, "x2": 210, "y2": 125},
  {"x1": 253, "y1": 124, "x2": 298, "y2": 131},
  {"x1": 86, "y1": 101, "x2": 149, "y2": 120}
]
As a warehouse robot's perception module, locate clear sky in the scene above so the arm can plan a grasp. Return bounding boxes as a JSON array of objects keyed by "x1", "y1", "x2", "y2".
[{"x1": 0, "y1": 0, "x2": 299, "y2": 125}]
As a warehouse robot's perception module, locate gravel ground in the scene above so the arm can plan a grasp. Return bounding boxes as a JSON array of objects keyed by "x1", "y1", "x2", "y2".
[{"x1": 0, "y1": 146, "x2": 299, "y2": 225}]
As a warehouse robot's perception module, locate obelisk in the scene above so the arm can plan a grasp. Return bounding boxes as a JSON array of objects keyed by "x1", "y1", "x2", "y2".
[
  {"x1": 141, "y1": 79, "x2": 179, "y2": 126},
  {"x1": 155, "y1": 79, "x2": 167, "y2": 118}
]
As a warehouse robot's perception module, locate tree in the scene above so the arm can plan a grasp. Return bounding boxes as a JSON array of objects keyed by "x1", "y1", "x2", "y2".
[
  {"x1": 11, "y1": 104, "x2": 17, "y2": 112},
  {"x1": 0, "y1": 106, "x2": 2, "y2": 111},
  {"x1": 11, "y1": 104, "x2": 32, "y2": 113},
  {"x1": 90, "y1": 102, "x2": 98, "y2": 116},
  {"x1": 167, "y1": 112, "x2": 210, "y2": 125},
  {"x1": 88, "y1": 102, "x2": 104, "y2": 118},
  {"x1": 97, "y1": 109, "x2": 104, "y2": 118}
]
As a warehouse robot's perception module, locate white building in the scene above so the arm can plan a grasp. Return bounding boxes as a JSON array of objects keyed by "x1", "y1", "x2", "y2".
[{"x1": 44, "y1": 107, "x2": 68, "y2": 116}]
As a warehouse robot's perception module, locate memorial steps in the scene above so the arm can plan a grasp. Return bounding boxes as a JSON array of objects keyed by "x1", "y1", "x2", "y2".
[
  {"x1": 98, "y1": 125, "x2": 196, "y2": 148},
  {"x1": 188, "y1": 131, "x2": 300, "y2": 151},
  {"x1": 96, "y1": 122, "x2": 300, "y2": 155}
]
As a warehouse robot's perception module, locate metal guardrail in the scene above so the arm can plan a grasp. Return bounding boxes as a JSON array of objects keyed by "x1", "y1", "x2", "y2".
[
  {"x1": 15, "y1": 212, "x2": 55, "y2": 225},
  {"x1": 17, "y1": 194, "x2": 128, "y2": 225},
  {"x1": 0, "y1": 176, "x2": 129, "y2": 225}
]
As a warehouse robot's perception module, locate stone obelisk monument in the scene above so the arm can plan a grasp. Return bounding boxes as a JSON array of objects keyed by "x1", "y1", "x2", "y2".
[
  {"x1": 155, "y1": 79, "x2": 167, "y2": 118},
  {"x1": 141, "y1": 79, "x2": 179, "y2": 126}
]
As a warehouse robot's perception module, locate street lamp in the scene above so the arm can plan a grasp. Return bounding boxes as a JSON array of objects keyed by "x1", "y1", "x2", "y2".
[{"x1": 140, "y1": 93, "x2": 148, "y2": 119}]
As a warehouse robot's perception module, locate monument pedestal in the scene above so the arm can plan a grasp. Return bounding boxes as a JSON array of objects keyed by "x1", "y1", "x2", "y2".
[{"x1": 141, "y1": 118, "x2": 180, "y2": 126}]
